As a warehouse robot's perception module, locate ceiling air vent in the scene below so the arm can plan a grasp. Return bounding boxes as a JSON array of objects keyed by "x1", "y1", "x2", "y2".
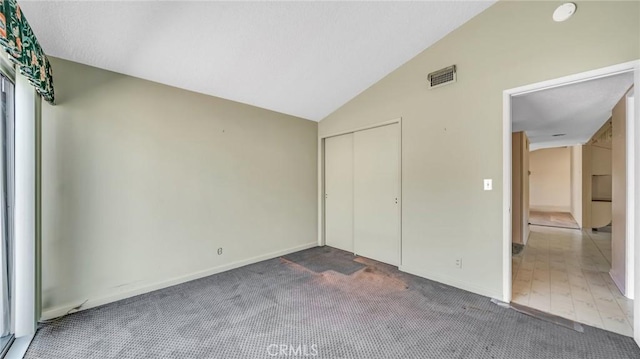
[{"x1": 428, "y1": 65, "x2": 456, "y2": 89}]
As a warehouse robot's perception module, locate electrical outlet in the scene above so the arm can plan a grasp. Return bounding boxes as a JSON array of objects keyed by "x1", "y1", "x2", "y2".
[
  {"x1": 455, "y1": 258, "x2": 462, "y2": 269},
  {"x1": 217, "y1": 248, "x2": 223, "y2": 255}
]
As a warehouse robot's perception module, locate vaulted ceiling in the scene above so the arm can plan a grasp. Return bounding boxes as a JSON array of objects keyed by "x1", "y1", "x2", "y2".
[{"x1": 19, "y1": 1, "x2": 495, "y2": 121}]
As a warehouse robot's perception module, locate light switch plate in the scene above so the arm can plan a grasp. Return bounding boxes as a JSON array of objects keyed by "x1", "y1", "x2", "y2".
[{"x1": 483, "y1": 179, "x2": 492, "y2": 191}]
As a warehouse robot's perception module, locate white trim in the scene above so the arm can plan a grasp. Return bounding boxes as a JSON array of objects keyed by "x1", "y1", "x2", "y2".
[
  {"x1": 634, "y1": 65, "x2": 640, "y2": 346},
  {"x1": 508, "y1": 60, "x2": 638, "y2": 97},
  {"x1": 14, "y1": 74, "x2": 38, "y2": 337},
  {"x1": 400, "y1": 265, "x2": 502, "y2": 300},
  {"x1": 317, "y1": 138, "x2": 323, "y2": 247},
  {"x1": 318, "y1": 118, "x2": 402, "y2": 265},
  {"x1": 502, "y1": 60, "x2": 640, "y2": 343},
  {"x1": 627, "y1": 89, "x2": 635, "y2": 299},
  {"x1": 320, "y1": 118, "x2": 401, "y2": 140},
  {"x1": 4, "y1": 333, "x2": 34, "y2": 359},
  {"x1": 529, "y1": 205, "x2": 572, "y2": 213},
  {"x1": 502, "y1": 90, "x2": 512, "y2": 303},
  {"x1": 397, "y1": 120, "x2": 403, "y2": 267},
  {"x1": 611, "y1": 268, "x2": 626, "y2": 296},
  {"x1": 40, "y1": 241, "x2": 317, "y2": 321}
]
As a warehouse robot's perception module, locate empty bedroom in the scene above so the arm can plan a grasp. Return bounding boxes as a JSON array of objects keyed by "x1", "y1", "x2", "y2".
[{"x1": 0, "y1": 1, "x2": 639, "y2": 358}]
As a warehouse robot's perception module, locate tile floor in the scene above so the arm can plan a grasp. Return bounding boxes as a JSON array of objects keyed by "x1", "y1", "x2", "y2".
[{"x1": 512, "y1": 225, "x2": 634, "y2": 336}]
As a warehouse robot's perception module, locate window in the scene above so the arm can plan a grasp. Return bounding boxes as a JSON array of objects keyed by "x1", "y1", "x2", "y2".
[{"x1": 0, "y1": 74, "x2": 15, "y2": 357}]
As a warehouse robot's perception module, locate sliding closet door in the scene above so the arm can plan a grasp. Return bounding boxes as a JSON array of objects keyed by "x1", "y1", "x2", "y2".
[
  {"x1": 324, "y1": 133, "x2": 354, "y2": 252},
  {"x1": 354, "y1": 124, "x2": 400, "y2": 265}
]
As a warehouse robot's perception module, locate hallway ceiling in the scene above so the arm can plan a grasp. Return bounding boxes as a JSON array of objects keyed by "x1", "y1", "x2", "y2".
[
  {"x1": 512, "y1": 72, "x2": 634, "y2": 151},
  {"x1": 20, "y1": 1, "x2": 495, "y2": 121}
]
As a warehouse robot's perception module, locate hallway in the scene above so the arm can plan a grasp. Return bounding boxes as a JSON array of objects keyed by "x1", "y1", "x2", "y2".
[{"x1": 512, "y1": 225, "x2": 634, "y2": 336}]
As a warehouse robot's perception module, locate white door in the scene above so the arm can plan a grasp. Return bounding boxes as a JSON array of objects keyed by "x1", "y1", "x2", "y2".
[
  {"x1": 324, "y1": 133, "x2": 354, "y2": 252},
  {"x1": 354, "y1": 123, "x2": 400, "y2": 265}
]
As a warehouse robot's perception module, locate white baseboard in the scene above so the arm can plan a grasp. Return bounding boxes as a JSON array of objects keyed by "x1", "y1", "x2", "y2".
[
  {"x1": 609, "y1": 269, "x2": 631, "y2": 299},
  {"x1": 41, "y1": 242, "x2": 318, "y2": 321},
  {"x1": 399, "y1": 265, "x2": 502, "y2": 301},
  {"x1": 523, "y1": 227, "x2": 531, "y2": 246},
  {"x1": 530, "y1": 206, "x2": 571, "y2": 213}
]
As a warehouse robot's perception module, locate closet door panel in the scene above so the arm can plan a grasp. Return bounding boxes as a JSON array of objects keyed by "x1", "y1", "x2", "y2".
[
  {"x1": 354, "y1": 124, "x2": 399, "y2": 265},
  {"x1": 325, "y1": 133, "x2": 354, "y2": 252}
]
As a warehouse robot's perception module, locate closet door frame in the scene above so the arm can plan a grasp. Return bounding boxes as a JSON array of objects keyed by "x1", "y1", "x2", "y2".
[{"x1": 318, "y1": 118, "x2": 402, "y2": 265}]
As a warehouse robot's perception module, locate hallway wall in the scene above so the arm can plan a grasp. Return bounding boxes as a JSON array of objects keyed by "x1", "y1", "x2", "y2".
[
  {"x1": 611, "y1": 87, "x2": 633, "y2": 294},
  {"x1": 530, "y1": 147, "x2": 571, "y2": 212}
]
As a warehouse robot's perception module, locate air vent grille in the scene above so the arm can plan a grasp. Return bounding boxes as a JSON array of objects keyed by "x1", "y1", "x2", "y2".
[{"x1": 428, "y1": 65, "x2": 457, "y2": 89}]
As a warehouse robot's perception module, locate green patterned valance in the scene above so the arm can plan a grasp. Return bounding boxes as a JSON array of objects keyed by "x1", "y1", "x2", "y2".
[{"x1": 0, "y1": 0, "x2": 54, "y2": 103}]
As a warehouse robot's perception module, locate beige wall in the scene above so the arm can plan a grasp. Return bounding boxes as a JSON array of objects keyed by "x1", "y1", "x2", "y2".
[
  {"x1": 530, "y1": 147, "x2": 572, "y2": 212},
  {"x1": 611, "y1": 87, "x2": 632, "y2": 293},
  {"x1": 570, "y1": 145, "x2": 583, "y2": 227},
  {"x1": 582, "y1": 119, "x2": 614, "y2": 230},
  {"x1": 582, "y1": 145, "x2": 593, "y2": 229},
  {"x1": 318, "y1": 1, "x2": 639, "y2": 298},
  {"x1": 592, "y1": 146, "x2": 613, "y2": 175},
  {"x1": 41, "y1": 58, "x2": 318, "y2": 316}
]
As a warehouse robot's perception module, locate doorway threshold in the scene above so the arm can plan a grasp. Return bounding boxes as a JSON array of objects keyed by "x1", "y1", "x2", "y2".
[{"x1": 509, "y1": 302, "x2": 585, "y2": 333}]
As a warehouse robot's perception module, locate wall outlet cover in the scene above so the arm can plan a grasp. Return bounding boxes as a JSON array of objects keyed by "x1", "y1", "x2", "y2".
[{"x1": 483, "y1": 179, "x2": 492, "y2": 191}]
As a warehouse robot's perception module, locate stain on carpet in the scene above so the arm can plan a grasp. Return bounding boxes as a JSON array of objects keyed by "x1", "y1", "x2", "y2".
[
  {"x1": 283, "y1": 247, "x2": 408, "y2": 292},
  {"x1": 282, "y1": 246, "x2": 366, "y2": 275},
  {"x1": 512, "y1": 243, "x2": 524, "y2": 255}
]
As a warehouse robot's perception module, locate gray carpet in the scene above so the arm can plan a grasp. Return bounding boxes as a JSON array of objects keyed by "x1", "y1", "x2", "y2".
[{"x1": 25, "y1": 246, "x2": 640, "y2": 359}]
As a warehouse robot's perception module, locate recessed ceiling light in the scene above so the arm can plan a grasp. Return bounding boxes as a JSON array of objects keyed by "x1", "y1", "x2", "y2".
[
  {"x1": 553, "y1": 3, "x2": 577, "y2": 22},
  {"x1": 552, "y1": 133, "x2": 566, "y2": 137}
]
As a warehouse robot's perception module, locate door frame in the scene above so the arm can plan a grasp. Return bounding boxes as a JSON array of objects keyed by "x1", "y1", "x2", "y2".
[
  {"x1": 502, "y1": 60, "x2": 640, "y2": 343},
  {"x1": 318, "y1": 118, "x2": 402, "y2": 265},
  {"x1": 626, "y1": 87, "x2": 635, "y2": 300}
]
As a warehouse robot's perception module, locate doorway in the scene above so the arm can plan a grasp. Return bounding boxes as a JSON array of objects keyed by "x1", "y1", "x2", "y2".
[
  {"x1": 503, "y1": 61, "x2": 640, "y2": 340},
  {"x1": 321, "y1": 120, "x2": 401, "y2": 266},
  {"x1": 528, "y1": 147, "x2": 580, "y2": 230}
]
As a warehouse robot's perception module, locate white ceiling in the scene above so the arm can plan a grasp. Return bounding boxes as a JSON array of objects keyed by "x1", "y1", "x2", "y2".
[
  {"x1": 19, "y1": 1, "x2": 495, "y2": 121},
  {"x1": 512, "y1": 72, "x2": 634, "y2": 151}
]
